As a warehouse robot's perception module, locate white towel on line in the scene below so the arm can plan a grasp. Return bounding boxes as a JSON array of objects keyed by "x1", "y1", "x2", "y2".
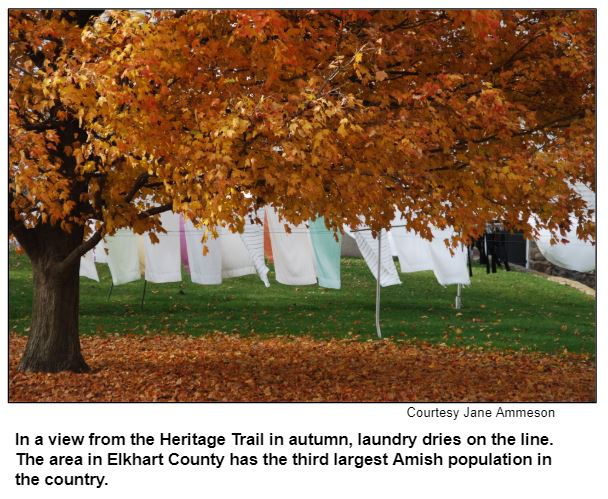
[
  {"x1": 93, "y1": 238, "x2": 108, "y2": 263},
  {"x1": 183, "y1": 219, "x2": 222, "y2": 285},
  {"x1": 79, "y1": 249, "x2": 99, "y2": 282},
  {"x1": 426, "y1": 227, "x2": 470, "y2": 286},
  {"x1": 220, "y1": 227, "x2": 257, "y2": 278},
  {"x1": 390, "y1": 210, "x2": 469, "y2": 286},
  {"x1": 106, "y1": 228, "x2": 141, "y2": 285},
  {"x1": 390, "y1": 226, "x2": 435, "y2": 273},
  {"x1": 387, "y1": 231, "x2": 399, "y2": 257},
  {"x1": 534, "y1": 183, "x2": 595, "y2": 273},
  {"x1": 535, "y1": 228, "x2": 595, "y2": 272},
  {"x1": 266, "y1": 206, "x2": 317, "y2": 285},
  {"x1": 143, "y1": 211, "x2": 182, "y2": 283}
]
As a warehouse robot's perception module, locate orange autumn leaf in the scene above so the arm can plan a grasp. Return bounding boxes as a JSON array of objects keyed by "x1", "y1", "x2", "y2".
[{"x1": 8, "y1": 334, "x2": 595, "y2": 402}]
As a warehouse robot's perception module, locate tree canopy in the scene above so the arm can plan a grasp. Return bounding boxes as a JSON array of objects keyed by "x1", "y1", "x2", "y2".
[
  {"x1": 10, "y1": 9, "x2": 596, "y2": 250},
  {"x1": 8, "y1": 9, "x2": 596, "y2": 372}
]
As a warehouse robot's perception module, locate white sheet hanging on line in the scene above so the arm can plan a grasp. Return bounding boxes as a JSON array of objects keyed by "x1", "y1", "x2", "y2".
[
  {"x1": 219, "y1": 227, "x2": 257, "y2": 278},
  {"x1": 106, "y1": 229, "x2": 141, "y2": 285},
  {"x1": 80, "y1": 219, "x2": 100, "y2": 281},
  {"x1": 536, "y1": 227, "x2": 595, "y2": 272},
  {"x1": 427, "y1": 227, "x2": 470, "y2": 286},
  {"x1": 389, "y1": 209, "x2": 469, "y2": 285},
  {"x1": 240, "y1": 208, "x2": 270, "y2": 287},
  {"x1": 390, "y1": 226, "x2": 434, "y2": 273},
  {"x1": 82, "y1": 220, "x2": 107, "y2": 264},
  {"x1": 387, "y1": 231, "x2": 399, "y2": 257},
  {"x1": 574, "y1": 181, "x2": 595, "y2": 211},
  {"x1": 266, "y1": 206, "x2": 317, "y2": 285},
  {"x1": 79, "y1": 249, "x2": 99, "y2": 282},
  {"x1": 534, "y1": 183, "x2": 595, "y2": 273},
  {"x1": 94, "y1": 238, "x2": 108, "y2": 263},
  {"x1": 183, "y1": 218, "x2": 222, "y2": 285},
  {"x1": 344, "y1": 226, "x2": 401, "y2": 287},
  {"x1": 143, "y1": 211, "x2": 182, "y2": 283}
]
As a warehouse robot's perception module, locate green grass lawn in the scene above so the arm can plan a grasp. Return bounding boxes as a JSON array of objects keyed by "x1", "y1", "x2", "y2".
[{"x1": 8, "y1": 251, "x2": 596, "y2": 355}]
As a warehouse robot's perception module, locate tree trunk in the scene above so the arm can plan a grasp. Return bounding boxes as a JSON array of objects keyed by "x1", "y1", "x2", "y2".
[{"x1": 17, "y1": 224, "x2": 89, "y2": 373}]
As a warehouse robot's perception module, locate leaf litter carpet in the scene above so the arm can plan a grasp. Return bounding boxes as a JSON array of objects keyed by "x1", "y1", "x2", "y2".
[{"x1": 9, "y1": 334, "x2": 595, "y2": 402}]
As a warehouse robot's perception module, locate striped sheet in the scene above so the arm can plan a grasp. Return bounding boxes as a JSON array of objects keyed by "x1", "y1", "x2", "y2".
[
  {"x1": 240, "y1": 208, "x2": 270, "y2": 287},
  {"x1": 344, "y1": 226, "x2": 401, "y2": 287}
]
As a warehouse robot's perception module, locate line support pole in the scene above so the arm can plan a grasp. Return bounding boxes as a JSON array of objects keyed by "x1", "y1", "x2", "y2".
[
  {"x1": 455, "y1": 283, "x2": 462, "y2": 310},
  {"x1": 375, "y1": 231, "x2": 382, "y2": 338},
  {"x1": 140, "y1": 280, "x2": 147, "y2": 310}
]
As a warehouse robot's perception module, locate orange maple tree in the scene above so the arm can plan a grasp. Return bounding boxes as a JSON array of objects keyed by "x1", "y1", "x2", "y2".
[{"x1": 9, "y1": 9, "x2": 595, "y2": 372}]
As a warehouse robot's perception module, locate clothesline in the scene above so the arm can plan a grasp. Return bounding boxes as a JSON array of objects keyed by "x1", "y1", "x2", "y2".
[
  {"x1": 93, "y1": 226, "x2": 591, "y2": 239},
  {"x1": 94, "y1": 235, "x2": 595, "y2": 255},
  {"x1": 95, "y1": 231, "x2": 593, "y2": 245}
]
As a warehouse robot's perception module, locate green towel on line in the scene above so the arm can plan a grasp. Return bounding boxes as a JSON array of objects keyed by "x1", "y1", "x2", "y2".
[{"x1": 309, "y1": 216, "x2": 342, "y2": 289}]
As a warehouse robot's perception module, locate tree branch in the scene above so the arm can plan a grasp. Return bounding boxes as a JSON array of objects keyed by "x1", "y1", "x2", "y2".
[
  {"x1": 139, "y1": 203, "x2": 173, "y2": 218},
  {"x1": 55, "y1": 228, "x2": 103, "y2": 276},
  {"x1": 389, "y1": 12, "x2": 447, "y2": 32},
  {"x1": 491, "y1": 31, "x2": 546, "y2": 74},
  {"x1": 55, "y1": 198, "x2": 173, "y2": 274},
  {"x1": 124, "y1": 172, "x2": 150, "y2": 203},
  {"x1": 472, "y1": 110, "x2": 586, "y2": 145},
  {"x1": 8, "y1": 192, "x2": 38, "y2": 256}
]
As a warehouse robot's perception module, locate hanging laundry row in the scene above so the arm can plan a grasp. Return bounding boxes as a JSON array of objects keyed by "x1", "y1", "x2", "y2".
[
  {"x1": 346, "y1": 213, "x2": 470, "y2": 287},
  {"x1": 81, "y1": 207, "x2": 343, "y2": 289},
  {"x1": 80, "y1": 206, "x2": 470, "y2": 290}
]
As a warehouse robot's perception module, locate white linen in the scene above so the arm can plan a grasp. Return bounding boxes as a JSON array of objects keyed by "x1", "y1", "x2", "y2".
[
  {"x1": 183, "y1": 219, "x2": 222, "y2": 285},
  {"x1": 389, "y1": 210, "x2": 469, "y2": 285},
  {"x1": 535, "y1": 183, "x2": 595, "y2": 273},
  {"x1": 93, "y1": 238, "x2": 108, "y2": 263},
  {"x1": 536, "y1": 227, "x2": 595, "y2": 272},
  {"x1": 387, "y1": 231, "x2": 399, "y2": 257},
  {"x1": 106, "y1": 229, "x2": 141, "y2": 285},
  {"x1": 83, "y1": 219, "x2": 108, "y2": 264},
  {"x1": 143, "y1": 211, "x2": 182, "y2": 283},
  {"x1": 426, "y1": 227, "x2": 471, "y2": 286},
  {"x1": 219, "y1": 227, "x2": 257, "y2": 278},
  {"x1": 266, "y1": 206, "x2": 317, "y2": 285},
  {"x1": 79, "y1": 249, "x2": 99, "y2": 282},
  {"x1": 390, "y1": 226, "x2": 434, "y2": 273}
]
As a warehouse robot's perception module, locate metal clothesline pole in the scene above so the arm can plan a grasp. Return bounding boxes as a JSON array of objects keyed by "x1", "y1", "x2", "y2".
[
  {"x1": 456, "y1": 241, "x2": 465, "y2": 310},
  {"x1": 140, "y1": 280, "x2": 147, "y2": 310},
  {"x1": 455, "y1": 283, "x2": 462, "y2": 310},
  {"x1": 375, "y1": 231, "x2": 382, "y2": 338}
]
